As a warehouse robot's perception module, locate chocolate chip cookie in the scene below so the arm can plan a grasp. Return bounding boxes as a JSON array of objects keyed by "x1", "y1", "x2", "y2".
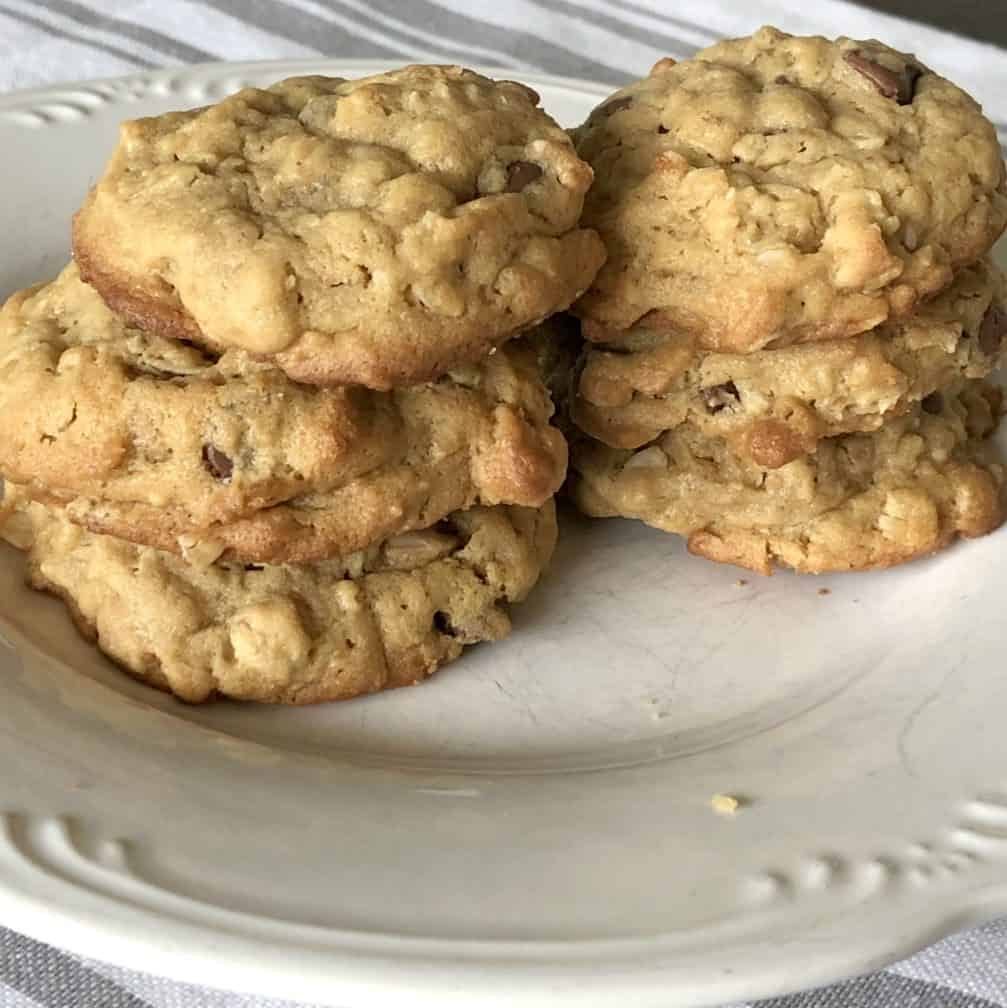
[
  {"x1": 0, "y1": 265, "x2": 566, "y2": 562},
  {"x1": 2, "y1": 489, "x2": 556, "y2": 704},
  {"x1": 73, "y1": 68, "x2": 606, "y2": 389},
  {"x1": 573, "y1": 258, "x2": 1007, "y2": 466},
  {"x1": 573, "y1": 380, "x2": 1004, "y2": 573},
  {"x1": 574, "y1": 27, "x2": 1007, "y2": 352}
]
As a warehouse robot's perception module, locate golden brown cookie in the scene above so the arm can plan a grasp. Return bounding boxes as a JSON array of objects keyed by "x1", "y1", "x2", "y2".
[
  {"x1": 572, "y1": 381, "x2": 1004, "y2": 574},
  {"x1": 573, "y1": 259, "x2": 1007, "y2": 466},
  {"x1": 1, "y1": 491, "x2": 556, "y2": 704},
  {"x1": 73, "y1": 68, "x2": 606, "y2": 388},
  {"x1": 0, "y1": 265, "x2": 566, "y2": 563},
  {"x1": 574, "y1": 27, "x2": 1007, "y2": 352}
]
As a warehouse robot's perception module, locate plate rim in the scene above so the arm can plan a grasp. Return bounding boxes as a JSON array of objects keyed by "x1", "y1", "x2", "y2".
[
  {"x1": 0, "y1": 57, "x2": 612, "y2": 113},
  {"x1": 3, "y1": 802, "x2": 1006, "y2": 1008}
]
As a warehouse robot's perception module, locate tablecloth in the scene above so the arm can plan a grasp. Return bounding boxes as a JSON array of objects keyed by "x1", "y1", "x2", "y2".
[{"x1": 1, "y1": 1, "x2": 1005, "y2": 1005}]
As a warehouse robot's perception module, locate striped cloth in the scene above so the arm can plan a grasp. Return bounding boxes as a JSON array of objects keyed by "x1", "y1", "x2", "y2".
[{"x1": 1, "y1": 2, "x2": 1006, "y2": 1006}]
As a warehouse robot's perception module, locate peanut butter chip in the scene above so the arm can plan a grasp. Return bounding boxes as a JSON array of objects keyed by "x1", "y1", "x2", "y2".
[
  {"x1": 844, "y1": 50, "x2": 920, "y2": 104},
  {"x1": 505, "y1": 161, "x2": 543, "y2": 192}
]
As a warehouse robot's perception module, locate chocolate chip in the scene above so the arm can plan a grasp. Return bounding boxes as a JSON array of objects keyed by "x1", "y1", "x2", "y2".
[
  {"x1": 844, "y1": 50, "x2": 920, "y2": 105},
  {"x1": 595, "y1": 95, "x2": 632, "y2": 118},
  {"x1": 433, "y1": 610, "x2": 456, "y2": 636},
  {"x1": 921, "y1": 392, "x2": 943, "y2": 414},
  {"x1": 505, "y1": 161, "x2": 542, "y2": 192},
  {"x1": 979, "y1": 305, "x2": 1007, "y2": 357},
  {"x1": 774, "y1": 75, "x2": 791, "y2": 85},
  {"x1": 895, "y1": 64, "x2": 921, "y2": 104},
  {"x1": 901, "y1": 65, "x2": 922, "y2": 104},
  {"x1": 244, "y1": 564, "x2": 264, "y2": 572},
  {"x1": 202, "y1": 444, "x2": 233, "y2": 482},
  {"x1": 656, "y1": 123, "x2": 669, "y2": 134},
  {"x1": 701, "y1": 381, "x2": 740, "y2": 414}
]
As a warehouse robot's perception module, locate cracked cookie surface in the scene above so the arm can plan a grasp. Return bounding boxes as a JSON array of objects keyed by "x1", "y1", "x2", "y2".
[
  {"x1": 572, "y1": 381, "x2": 1004, "y2": 573},
  {"x1": 573, "y1": 258, "x2": 1007, "y2": 466},
  {"x1": 1, "y1": 491, "x2": 556, "y2": 704},
  {"x1": 73, "y1": 67, "x2": 605, "y2": 388},
  {"x1": 0, "y1": 264, "x2": 566, "y2": 563},
  {"x1": 574, "y1": 26, "x2": 1007, "y2": 351}
]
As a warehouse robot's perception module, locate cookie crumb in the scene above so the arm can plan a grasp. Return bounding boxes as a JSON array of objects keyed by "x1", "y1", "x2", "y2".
[
  {"x1": 736, "y1": 578, "x2": 748, "y2": 587},
  {"x1": 711, "y1": 793, "x2": 741, "y2": 815},
  {"x1": 818, "y1": 587, "x2": 831, "y2": 596}
]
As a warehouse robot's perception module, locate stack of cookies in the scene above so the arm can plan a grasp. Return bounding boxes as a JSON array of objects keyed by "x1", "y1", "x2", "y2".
[
  {"x1": 568, "y1": 27, "x2": 1007, "y2": 574},
  {"x1": 0, "y1": 67, "x2": 604, "y2": 703},
  {"x1": 2, "y1": 32, "x2": 1006, "y2": 706}
]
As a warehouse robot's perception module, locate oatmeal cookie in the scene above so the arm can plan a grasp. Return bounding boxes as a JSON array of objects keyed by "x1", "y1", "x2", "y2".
[
  {"x1": 573, "y1": 258, "x2": 1007, "y2": 466},
  {"x1": 574, "y1": 27, "x2": 1007, "y2": 351},
  {"x1": 73, "y1": 67, "x2": 605, "y2": 388},
  {"x1": 1, "y1": 492, "x2": 556, "y2": 704},
  {"x1": 573, "y1": 381, "x2": 1004, "y2": 573},
  {"x1": 0, "y1": 265, "x2": 566, "y2": 562}
]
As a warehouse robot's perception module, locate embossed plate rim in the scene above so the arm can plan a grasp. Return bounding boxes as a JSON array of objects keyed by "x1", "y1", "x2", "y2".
[
  {"x1": 1, "y1": 58, "x2": 1007, "y2": 1008},
  {"x1": 0, "y1": 57, "x2": 613, "y2": 124}
]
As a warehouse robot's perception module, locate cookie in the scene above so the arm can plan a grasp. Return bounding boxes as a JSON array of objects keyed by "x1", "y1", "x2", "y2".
[
  {"x1": 0, "y1": 265, "x2": 566, "y2": 563},
  {"x1": 1, "y1": 491, "x2": 556, "y2": 704},
  {"x1": 574, "y1": 26, "x2": 1007, "y2": 352},
  {"x1": 573, "y1": 381, "x2": 1004, "y2": 573},
  {"x1": 573, "y1": 258, "x2": 1007, "y2": 466},
  {"x1": 72, "y1": 68, "x2": 606, "y2": 389}
]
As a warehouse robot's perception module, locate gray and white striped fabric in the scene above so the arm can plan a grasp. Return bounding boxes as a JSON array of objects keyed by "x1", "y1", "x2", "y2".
[{"x1": 1, "y1": 1, "x2": 1006, "y2": 1006}]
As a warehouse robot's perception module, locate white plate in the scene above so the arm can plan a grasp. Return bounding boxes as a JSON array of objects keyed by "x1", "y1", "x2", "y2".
[{"x1": 2, "y1": 60, "x2": 1007, "y2": 1008}]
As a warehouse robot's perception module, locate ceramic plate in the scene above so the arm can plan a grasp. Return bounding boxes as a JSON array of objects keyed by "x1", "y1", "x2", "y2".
[{"x1": 2, "y1": 61, "x2": 1007, "y2": 1008}]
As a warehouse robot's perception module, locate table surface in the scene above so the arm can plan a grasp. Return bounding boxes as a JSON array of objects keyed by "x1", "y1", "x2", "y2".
[{"x1": 0, "y1": 2, "x2": 1005, "y2": 1008}]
